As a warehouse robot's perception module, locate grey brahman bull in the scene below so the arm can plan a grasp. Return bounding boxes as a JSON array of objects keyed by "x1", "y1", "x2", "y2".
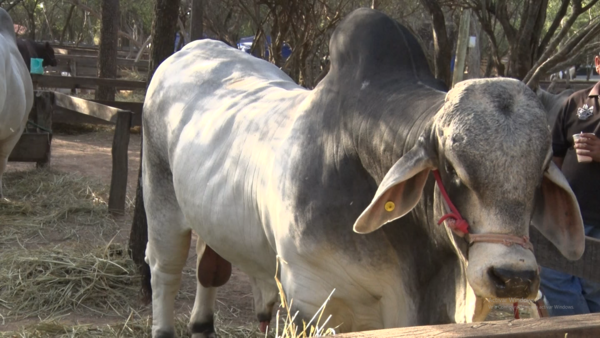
[{"x1": 141, "y1": 8, "x2": 584, "y2": 337}]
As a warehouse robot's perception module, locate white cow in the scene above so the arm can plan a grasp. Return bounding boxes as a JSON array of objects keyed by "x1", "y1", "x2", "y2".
[
  {"x1": 0, "y1": 8, "x2": 34, "y2": 198},
  {"x1": 142, "y1": 9, "x2": 583, "y2": 338}
]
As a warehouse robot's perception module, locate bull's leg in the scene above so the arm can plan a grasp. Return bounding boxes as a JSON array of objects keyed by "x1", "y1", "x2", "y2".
[
  {"x1": 0, "y1": 128, "x2": 24, "y2": 199},
  {"x1": 189, "y1": 236, "x2": 231, "y2": 338},
  {"x1": 144, "y1": 173, "x2": 191, "y2": 338},
  {"x1": 0, "y1": 157, "x2": 6, "y2": 199},
  {"x1": 248, "y1": 276, "x2": 278, "y2": 333}
]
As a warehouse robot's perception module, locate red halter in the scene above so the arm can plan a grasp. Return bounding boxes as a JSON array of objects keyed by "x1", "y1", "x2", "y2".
[
  {"x1": 431, "y1": 169, "x2": 538, "y2": 320},
  {"x1": 431, "y1": 170, "x2": 534, "y2": 251}
]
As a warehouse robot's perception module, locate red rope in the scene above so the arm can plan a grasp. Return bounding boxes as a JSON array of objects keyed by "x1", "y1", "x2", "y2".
[
  {"x1": 432, "y1": 169, "x2": 526, "y2": 320},
  {"x1": 432, "y1": 170, "x2": 469, "y2": 235}
]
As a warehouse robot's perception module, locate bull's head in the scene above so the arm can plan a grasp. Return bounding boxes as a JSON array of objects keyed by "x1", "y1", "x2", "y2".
[{"x1": 353, "y1": 78, "x2": 584, "y2": 300}]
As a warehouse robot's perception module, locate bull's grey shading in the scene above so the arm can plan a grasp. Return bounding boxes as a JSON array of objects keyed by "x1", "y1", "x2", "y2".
[{"x1": 142, "y1": 8, "x2": 584, "y2": 337}]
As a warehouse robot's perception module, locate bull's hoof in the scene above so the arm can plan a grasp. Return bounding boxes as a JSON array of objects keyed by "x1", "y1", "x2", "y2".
[
  {"x1": 189, "y1": 321, "x2": 216, "y2": 338},
  {"x1": 154, "y1": 328, "x2": 175, "y2": 338}
]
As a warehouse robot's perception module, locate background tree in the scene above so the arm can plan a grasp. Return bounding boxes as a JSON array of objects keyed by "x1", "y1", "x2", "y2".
[
  {"x1": 96, "y1": 0, "x2": 120, "y2": 101},
  {"x1": 129, "y1": 0, "x2": 181, "y2": 301}
]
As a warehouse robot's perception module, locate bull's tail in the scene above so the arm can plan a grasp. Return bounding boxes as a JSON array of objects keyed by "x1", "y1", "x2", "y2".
[{"x1": 128, "y1": 135, "x2": 152, "y2": 304}]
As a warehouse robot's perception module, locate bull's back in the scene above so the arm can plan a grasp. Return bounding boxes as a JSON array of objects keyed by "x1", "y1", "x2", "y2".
[{"x1": 143, "y1": 39, "x2": 309, "y2": 274}]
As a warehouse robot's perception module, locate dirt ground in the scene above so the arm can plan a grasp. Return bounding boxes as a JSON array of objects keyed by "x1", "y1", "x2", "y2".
[{"x1": 4, "y1": 129, "x2": 258, "y2": 332}]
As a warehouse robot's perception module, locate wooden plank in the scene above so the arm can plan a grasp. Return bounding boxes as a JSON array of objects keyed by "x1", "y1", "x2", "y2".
[
  {"x1": 8, "y1": 133, "x2": 51, "y2": 163},
  {"x1": 108, "y1": 111, "x2": 132, "y2": 214},
  {"x1": 53, "y1": 106, "x2": 114, "y2": 126},
  {"x1": 90, "y1": 100, "x2": 143, "y2": 127},
  {"x1": 336, "y1": 313, "x2": 600, "y2": 337},
  {"x1": 31, "y1": 75, "x2": 147, "y2": 90},
  {"x1": 531, "y1": 227, "x2": 600, "y2": 283},
  {"x1": 53, "y1": 91, "x2": 123, "y2": 123}
]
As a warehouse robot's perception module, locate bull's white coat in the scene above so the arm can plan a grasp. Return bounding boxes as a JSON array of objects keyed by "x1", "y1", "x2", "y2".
[{"x1": 0, "y1": 9, "x2": 34, "y2": 198}]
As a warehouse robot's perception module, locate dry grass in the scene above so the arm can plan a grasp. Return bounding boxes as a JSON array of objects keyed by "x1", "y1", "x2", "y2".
[
  {"x1": 0, "y1": 313, "x2": 262, "y2": 338},
  {"x1": 272, "y1": 258, "x2": 337, "y2": 338},
  {"x1": 0, "y1": 169, "x2": 117, "y2": 248},
  {"x1": 0, "y1": 243, "x2": 139, "y2": 319}
]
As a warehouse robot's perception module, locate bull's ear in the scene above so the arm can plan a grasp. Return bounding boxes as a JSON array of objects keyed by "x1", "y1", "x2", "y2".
[
  {"x1": 353, "y1": 144, "x2": 433, "y2": 234},
  {"x1": 531, "y1": 162, "x2": 585, "y2": 260}
]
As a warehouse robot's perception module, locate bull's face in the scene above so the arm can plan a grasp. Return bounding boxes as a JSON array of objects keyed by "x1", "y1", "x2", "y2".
[{"x1": 353, "y1": 78, "x2": 585, "y2": 300}]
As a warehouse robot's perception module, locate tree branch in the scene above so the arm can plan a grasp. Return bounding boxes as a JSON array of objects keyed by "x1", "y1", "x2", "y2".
[
  {"x1": 537, "y1": 0, "x2": 569, "y2": 56},
  {"x1": 526, "y1": 18, "x2": 600, "y2": 86},
  {"x1": 523, "y1": 0, "x2": 589, "y2": 83}
]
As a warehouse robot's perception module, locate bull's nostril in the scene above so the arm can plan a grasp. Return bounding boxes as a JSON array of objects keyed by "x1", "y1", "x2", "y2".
[
  {"x1": 487, "y1": 267, "x2": 506, "y2": 289},
  {"x1": 488, "y1": 267, "x2": 538, "y2": 298}
]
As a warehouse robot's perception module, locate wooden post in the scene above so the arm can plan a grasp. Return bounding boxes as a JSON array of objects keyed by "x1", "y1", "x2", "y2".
[
  {"x1": 452, "y1": 9, "x2": 471, "y2": 88},
  {"x1": 108, "y1": 110, "x2": 132, "y2": 214},
  {"x1": 33, "y1": 91, "x2": 54, "y2": 168}
]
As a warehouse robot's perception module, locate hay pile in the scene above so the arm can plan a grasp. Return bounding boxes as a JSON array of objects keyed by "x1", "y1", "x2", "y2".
[
  {"x1": 0, "y1": 314, "x2": 262, "y2": 338},
  {"x1": 0, "y1": 243, "x2": 139, "y2": 319},
  {"x1": 0, "y1": 169, "x2": 117, "y2": 247}
]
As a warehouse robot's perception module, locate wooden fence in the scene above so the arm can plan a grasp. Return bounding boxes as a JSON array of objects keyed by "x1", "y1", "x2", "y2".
[
  {"x1": 8, "y1": 90, "x2": 133, "y2": 214},
  {"x1": 48, "y1": 44, "x2": 149, "y2": 79},
  {"x1": 336, "y1": 313, "x2": 600, "y2": 337}
]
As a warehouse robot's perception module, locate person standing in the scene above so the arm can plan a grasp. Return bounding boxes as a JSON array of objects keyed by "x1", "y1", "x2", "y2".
[{"x1": 541, "y1": 53, "x2": 600, "y2": 316}]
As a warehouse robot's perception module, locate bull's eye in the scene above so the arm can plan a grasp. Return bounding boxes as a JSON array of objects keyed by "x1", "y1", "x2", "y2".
[{"x1": 445, "y1": 163, "x2": 457, "y2": 178}]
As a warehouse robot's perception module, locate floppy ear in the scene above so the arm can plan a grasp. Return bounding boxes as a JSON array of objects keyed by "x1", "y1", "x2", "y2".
[
  {"x1": 354, "y1": 144, "x2": 434, "y2": 234},
  {"x1": 531, "y1": 162, "x2": 585, "y2": 260}
]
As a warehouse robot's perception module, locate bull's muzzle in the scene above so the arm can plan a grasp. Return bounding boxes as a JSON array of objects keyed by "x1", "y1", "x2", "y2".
[{"x1": 487, "y1": 267, "x2": 539, "y2": 299}]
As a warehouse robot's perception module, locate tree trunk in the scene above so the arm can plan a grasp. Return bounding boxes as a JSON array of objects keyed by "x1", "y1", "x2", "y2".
[
  {"x1": 28, "y1": 12, "x2": 36, "y2": 39},
  {"x1": 467, "y1": 13, "x2": 481, "y2": 79},
  {"x1": 504, "y1": 0, "x2": 548, "y2": 79},
  {"x1": 59, "y1": 5, "x2": 76, "y2": 45},
  {"x1": 419, "y1": 0, "x2": 452, "y2": 87},
  {"x1": 96, "y1": 0, "x2": 120, "y2": 101},
  {"x1": 190, "y1": 0, "x2": 203, "y2": 41},
  {"x1": 452, "y1": 9, "x2": 471, "y2": 87},
  {"x1": 129, "y1": 0, "x2": 181, "y2": 303}
]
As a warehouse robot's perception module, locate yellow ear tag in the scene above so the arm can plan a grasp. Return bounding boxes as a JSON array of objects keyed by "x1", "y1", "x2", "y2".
[{"x1": 384, "y1": 201, "x2": 395, "y2": 212}]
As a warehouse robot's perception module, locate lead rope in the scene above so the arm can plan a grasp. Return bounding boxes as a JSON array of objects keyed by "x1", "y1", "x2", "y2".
[{"x1": 432, "y1": 169, "x2": 530, "y2": 319}]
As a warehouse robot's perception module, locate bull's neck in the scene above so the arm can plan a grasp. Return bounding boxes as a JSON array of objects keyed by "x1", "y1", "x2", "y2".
[{"x1": 349, "y1": 87, "x2": 444, "y2": 183}]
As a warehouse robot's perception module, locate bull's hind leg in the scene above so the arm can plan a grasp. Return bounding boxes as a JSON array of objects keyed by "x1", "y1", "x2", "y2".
[
  {"x1": 144, "y1": 169, "x2": 191, "y2": 338},
  {"x1": 189, "y1": 236, "x2": 232, "y2": 338},
  {"x1": 0, "y1": 128, "x2": 24, "y2": 199}
]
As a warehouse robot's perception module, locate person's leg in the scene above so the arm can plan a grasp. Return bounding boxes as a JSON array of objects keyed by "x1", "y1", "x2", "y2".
[
  {"x1": 540, "y1": 267, "x2": 589, "y2": 316},
  {"x1": 581, "y1": 225, "x2": 600, "y2": 313}
]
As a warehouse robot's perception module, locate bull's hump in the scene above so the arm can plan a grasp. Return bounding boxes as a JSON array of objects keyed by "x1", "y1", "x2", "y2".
[{"x1": 327, "y1": 8, "x2": 438, "y2": 86}]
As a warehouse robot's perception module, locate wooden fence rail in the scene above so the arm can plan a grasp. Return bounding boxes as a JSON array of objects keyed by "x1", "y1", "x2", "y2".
[
  {"x1": 336, "y1": 313, "x2": 600, "y2": 337},
  {"x1": 31, "y1": 74, "x2": 146, "y2": 90}
]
